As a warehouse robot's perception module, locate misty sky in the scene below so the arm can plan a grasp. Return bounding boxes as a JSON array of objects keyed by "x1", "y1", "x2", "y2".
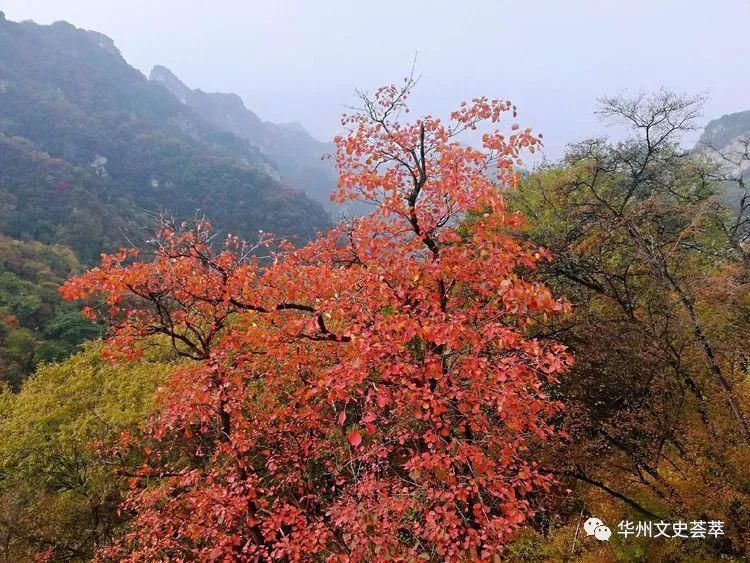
[{"x1": 3, "y1": 0, "x2": 749, "y2": 159}]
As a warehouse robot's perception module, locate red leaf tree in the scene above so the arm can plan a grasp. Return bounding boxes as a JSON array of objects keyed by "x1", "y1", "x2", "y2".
[{"x1": 62, "y1": 79, "x2": 571, "y2": 561}]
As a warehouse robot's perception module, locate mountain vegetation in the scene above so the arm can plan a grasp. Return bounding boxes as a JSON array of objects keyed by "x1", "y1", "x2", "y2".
[
  {"x1": 0, "y1": 13, "x2": 330, "y2": 383},
  {"x1": 0, "y1": 16, "x2": 330, "y2": 247},
  {"x1": 0, "y1": 11, "x2": 748, "y2": 561},
  {"x1": 0, "y1": 237, "x2": 101, "y2": 388},
  {"x1": 59, "y1": 81, "x2": 570, "y2": 560},
  {"x1": 505, "y1": 91, "x2": 750, "y2": 560},
  {"x1": 0, "y1": 342, "x2": 175, "y2": 560},
  {"x1": 149, "y1": 65, "x2": 338, "y2": 208}
]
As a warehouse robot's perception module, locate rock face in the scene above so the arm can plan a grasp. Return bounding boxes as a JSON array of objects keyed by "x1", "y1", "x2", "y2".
[
  {"x1": 696, "y1": 110, "x2": 750, "y2": 212},
  {"x1": 698, "y1": 110, "x2": 750, "y2": 151},
  {"x1": 149, "y1": 65, "x2": 339, "y2": 207}
]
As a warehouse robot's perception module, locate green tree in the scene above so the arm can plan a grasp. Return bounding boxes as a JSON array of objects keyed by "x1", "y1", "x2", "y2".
[
  {"x1": 0, "y1": 342, "x2": 174, "y2": 561},
  {"x1": 0, "y1": 237, "x2": 102, "y2": 387},
  {"x1": 508, "y1": 91, "x2": 750, "y2": 558}
]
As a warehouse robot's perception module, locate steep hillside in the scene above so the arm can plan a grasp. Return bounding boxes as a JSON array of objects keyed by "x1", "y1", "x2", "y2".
[
  {"x1": 0, "y1": 133, "x2": 140, "y2": 263},
  {"x1": 149, "y1": 65, "x2": 338, "y2": 207},
  {"x1": 0, "y1": 14, "x2": 330, "y2": 248},
  {"x1": 0, "y1": 12, "x2": 331, "y2": 383},
  {"x1": 697, "y1": 109, "x2": 750, "y2": 211},
  {"x1": 698, "y1": 109, "x2": 750, "y2": 150}
]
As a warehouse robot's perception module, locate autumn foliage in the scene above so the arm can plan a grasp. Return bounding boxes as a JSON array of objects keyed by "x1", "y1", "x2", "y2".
[{"x1": 61, "y1": 80, "x2": 571, "y2": 560}]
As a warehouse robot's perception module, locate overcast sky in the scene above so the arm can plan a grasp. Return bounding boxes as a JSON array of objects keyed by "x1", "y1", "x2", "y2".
[{"x1": 2, "y1": 0, "x2": 749, "y2": 158}]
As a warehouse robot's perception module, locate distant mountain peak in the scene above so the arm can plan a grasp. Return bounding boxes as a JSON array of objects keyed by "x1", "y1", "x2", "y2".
[
  {"x1": 148, "y1": 66, "x2": 340, "y2": 207},
  {"x1": 85, "y1": 30, "x2": 120, "y2": 56},
  {"x1": 150, "y1": 65, "x2": 192, "y2": 101},
  {"x1": 698, "y1": 109, "x2": 750, "y2": 150},
  {"x1": 0, "y1": 13, "x2": 330, "y2": 253},
  {"x1": 278, "y1": 121, "x2": 309, "y2": 135},
  {"x1": 696, "y1": 109, "x2": 750, "y2": 214},
  {"x1": 151, "y1": 66, "x2": 243, "y2": 102},
  {"x1": 50, "y1": 20, "x2": 77, "y2": 30},
  {"x1": 150, "y1": 64, "x2": 256, "y2": 115}
]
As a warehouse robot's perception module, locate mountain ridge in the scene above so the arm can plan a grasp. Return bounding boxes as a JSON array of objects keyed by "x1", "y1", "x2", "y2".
[
  {"x1": 0, "y1": 14, "x2": 330, "y2": 249},
  {"x1": 698, "y1": 109, "x2": 750, "y2": 150},
  {"x1": 0, "y1": 13, "x2": 330, "y2": 382},
  {"x1": 695, "y1": 109, "x2": 750, "y2": 212},
  {"x1": 149, "y1": 64, "x2": 339, "y2": 207}
]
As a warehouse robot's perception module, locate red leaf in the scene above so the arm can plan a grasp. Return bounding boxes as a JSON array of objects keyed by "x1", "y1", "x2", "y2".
[{"x1": 347, "y1": 430, "x2": 362, "y2": 447}]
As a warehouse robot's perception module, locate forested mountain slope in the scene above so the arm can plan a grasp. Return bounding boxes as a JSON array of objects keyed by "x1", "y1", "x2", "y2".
[
  {"x1": 0, "y1": 13, "x2": 330, "y2": 249},
  {"x1": 149, "y1": 64, "x2": 339, "y2": 207},
  {"x1": 0, "y1": 12, "x2": 330, "y2": 384}
]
